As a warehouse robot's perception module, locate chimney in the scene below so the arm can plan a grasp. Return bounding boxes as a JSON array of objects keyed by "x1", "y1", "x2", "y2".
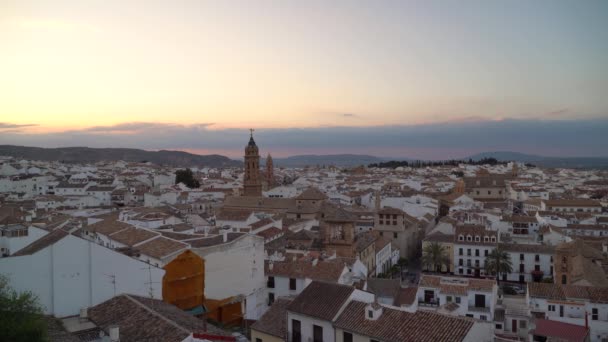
[
  {"x1": 365, "y1": 302, "x2": 383, "y2": 321},
  {"x1": 109, "y1": 325, "x2": 119, "y2": 342},
  {"x1": 79, "y1": 307, "x2": 88, "y2": 322},
  {"x1": 221, "y1": 230, "x2": 228, "y2": 243},
  {"x1": 312, "y1": 258, "x2": 318, "y2": 266},
  {"x1": 269, "y1": 262, "x2": 274, "y2": 271}
]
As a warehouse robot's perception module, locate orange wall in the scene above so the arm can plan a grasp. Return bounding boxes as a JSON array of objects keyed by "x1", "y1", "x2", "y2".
[{"x1": 162, "y1": 250, "x2": 205, "y2": 310}]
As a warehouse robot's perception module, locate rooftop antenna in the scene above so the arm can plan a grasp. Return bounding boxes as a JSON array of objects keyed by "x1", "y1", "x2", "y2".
[
  {"x1": 105, "y1": 273, "x2": 117, "y2": 297},
  {"x1": 141, "y1": 264, "x2": 160, "y2": 300}
]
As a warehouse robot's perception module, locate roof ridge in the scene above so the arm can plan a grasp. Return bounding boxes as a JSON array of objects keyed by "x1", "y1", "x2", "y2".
[{"x1": 122, "y1": 294, "x2": 190, "y2": 335}]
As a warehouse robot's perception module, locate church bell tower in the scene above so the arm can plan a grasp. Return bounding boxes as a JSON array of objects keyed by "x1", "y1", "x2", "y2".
[{"x1": 243, "y1": 129, "x2": 262, "y2": 197}]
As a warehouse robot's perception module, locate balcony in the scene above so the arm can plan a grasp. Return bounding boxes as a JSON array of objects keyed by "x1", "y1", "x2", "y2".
[
  {"x1": 418, "y1": 298, "x2": 440, "y2": 307},
  {"x1": 468, "y1": 305, "x2": 491, "y2": 313}
]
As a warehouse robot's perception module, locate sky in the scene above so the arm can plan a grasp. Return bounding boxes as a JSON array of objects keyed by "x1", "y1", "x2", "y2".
[{"x1": 1, "y1": 0, "x2": 608, "y2": 158}]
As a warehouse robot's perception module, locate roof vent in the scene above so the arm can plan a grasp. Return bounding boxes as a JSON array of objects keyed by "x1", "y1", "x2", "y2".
[{"x1": 109, "y1": 325, "x2": 119, "y2": 342}]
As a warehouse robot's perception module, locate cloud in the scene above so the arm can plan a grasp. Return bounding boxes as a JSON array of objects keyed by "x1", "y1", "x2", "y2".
[
  {"x1": 341, "y1": 113, "x2": 359, "y2": 118},
  {"x1": 0, "y1": 123, "x2": 39, "y2": 131},
  {"x1": 10, "y1": 17, "x2": 101, "y2": 33},
  {"x1": 69, "y1": 122, "x2": 215, "y2": 134},
  {"x1": 0, "y1": 118, "x2": 607, "y2": 159}
]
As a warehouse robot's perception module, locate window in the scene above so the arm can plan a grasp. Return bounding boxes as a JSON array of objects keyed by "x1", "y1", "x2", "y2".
[
  {"x1": 519, "y1": 320, "x2": 527, "y2": 329},
  {"x1": 484, "y1": 250, "x2": 489, "y2": 257},
  {"x1": 491, "y1": 236, "x2": 496, "y2": 242},
  {"x1": 475, "y1": 236, "x2": 480, "y2": 242},
  {"x1": 459, "y1": 248, "x2": 463, "y2": 256},
  {"x1": 535, "y1": 254, "x2": 540, "y2": 262},
  {"x1": 467, "y1": 236, "x2": 472, "y2": 242},
  {"x1": 459, "y1": 259, "x2": 463, "y2": 266},
  {"x1": 592, "y1": 308, "x2": 598, "y2": 320},
  {"x1": 393, "y1": 232, "x2": 398, "y2": 239},
  {"x1": 520, "y1": 254, "x2": 524, "y2": 261},
  {"x1": 520, "y1": 264, "x2": 524, "y2": 273},
  {"x1": 455, "y1": 297, "x2": 461, "y2": 304},
  {"x1": 488, "y1": 191, "x2": 491, "y2": 195},
  {"x1": 467, "y1": 249, "x2": 471, "y2": 256},
  {"x1": 447, "y1": 296, "x2": 453, "y2": 302},
  {"x1": 379, "y1": 232, "x2": 383, "y2": 237},
  {"x1": 292, "y1": 319, "x2": 301, "y2": 342},
  {"x1": 368, "y1": 310, "x2": 373, "y2": 318},
  {"x1": 268, "y1": 292, "x2": 274, "y2": 305},
  {"x1": 480, "y1": 315, "x2": 487, "y2": 321},
  {"x1": 256, "y1": 339, "x2": 262, "y2": 342},
  {"x1": 343, "y1": 332, "x2": 353, "y2": 342},
  {"x1": 495, "y1": 324, "x2": 503, "y2": 330},
  {"x1": 267, "y1": 276, "x2": 275, "y2": 288},
  {"x1": 466, "y1": 314, "x2": 474, "y2": 318},
  {"x1": 313, "y1": 325, "x2": 323, "y2": 342},
  {"x1": 484, "y1": 236, "x2": 489, "y2": 242},
  {"x1": 467, "y1": 269, "x2": 472, "y2": 275},
  {"x1": 475, "y1": 249, "x2": 479, "y2": 257},
  {"x1": 459, "y1": 235, "x2": 464, "y2": 241},
  {"x1": 548, "y1": 305, "x2": 555, "y2": 312},
  {"x1": 535, "y1": 265, "x2": 540, "y2": 272},
  {"x1": 290, "y1": 278, "x2": 297, "y2": 290},
  {"x1": 562, "y1": 275, "x2": 567, "y2": 284}
]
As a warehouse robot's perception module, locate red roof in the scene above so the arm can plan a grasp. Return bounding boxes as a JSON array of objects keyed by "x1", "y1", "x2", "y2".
[{"x1": 533, "y1": 319, "x2": 588, "y2": 342}]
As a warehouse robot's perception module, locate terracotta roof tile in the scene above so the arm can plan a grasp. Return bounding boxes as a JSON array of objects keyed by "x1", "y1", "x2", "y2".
[
  {"x1": 287, "y1": 281, "x2": 354, "y2": 321},
  {"x1": 334, "y1": 301, "x2": 473, "y2": 342}
]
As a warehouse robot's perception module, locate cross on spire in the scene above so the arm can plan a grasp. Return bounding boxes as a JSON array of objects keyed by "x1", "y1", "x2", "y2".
[{"x1": 249, "y1": 128, "x2": 254, "y2": 138}]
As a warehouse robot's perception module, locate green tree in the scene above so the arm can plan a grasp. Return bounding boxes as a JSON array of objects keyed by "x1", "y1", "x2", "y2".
[
  {"x1": 175, "y1": 168, "x2": 200, "y2": 188},
  {"x1": 485, "y1": 246, "x2": 513, "y2": 284},
  {"x1": 0, "y1": 274, "x2": 47, "y2": 341},
  {"x1": 421, "y1": 242, "x2": 449, "y2": 273}
]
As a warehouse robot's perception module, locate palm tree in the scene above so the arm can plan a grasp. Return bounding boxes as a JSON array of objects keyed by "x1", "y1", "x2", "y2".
[
  {"x1": 422, "y1": 242, "x2": 449, "y2": 273},
  {"x1": 485, "y1": 246, "x2": 513, "y2": 284}
]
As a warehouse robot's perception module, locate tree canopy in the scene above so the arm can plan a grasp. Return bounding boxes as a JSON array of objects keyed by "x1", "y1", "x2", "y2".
[
  {"x1": 175, "y1": 168, "x2": 200, "y2": 188},
  {"x1": 368, "y1": 157, "x2": 506, "y2": 169},
  {"x1": 0, "y1": 274, "x2": 47, "y2": 341},
  {"x1": 484, "y1": 247, "x2": 513, "y2": 284},
  {"x1": 422, "y1": 242, "x2": 450, "y2": 273}
]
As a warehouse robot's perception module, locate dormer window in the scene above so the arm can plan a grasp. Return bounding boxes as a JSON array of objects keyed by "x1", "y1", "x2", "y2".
[
  {"x1": 467, "y1": 235, "x2": 472, "y2": 242},
  {"x1": 491, "y1": 236, "x2": 496, "y2": 242},
  {"x1": 475, "y1": 236, "x2": 480, "y2": 242},
  {"x1": 368, "y1": 310, "x2": 373, "y2": 318},
  {"x1": 484, "y1": 236, "x2": 489, "y2": 242},
  {"x1": 459, "y1": 235, "x2": 464, "y2": 241}
]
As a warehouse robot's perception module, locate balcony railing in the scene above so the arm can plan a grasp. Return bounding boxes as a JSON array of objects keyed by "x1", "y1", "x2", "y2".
[
  {"x1": 468, "y1": 305, "x2": 491, "y2": 313},
  {"x1": 418, "y1": 299, "x2": 440, "y2": 307}
]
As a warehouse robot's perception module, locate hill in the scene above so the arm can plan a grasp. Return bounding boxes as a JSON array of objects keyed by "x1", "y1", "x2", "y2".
[
  {"x1": 0, "y1": 145, "x2": 241, "y2": 168},
  {"x1": 265, "y1": 154, "x2": 391, "y2": 168},
  {"x1": 467, "y1": 151, "x2": 608, "y2": 169}
]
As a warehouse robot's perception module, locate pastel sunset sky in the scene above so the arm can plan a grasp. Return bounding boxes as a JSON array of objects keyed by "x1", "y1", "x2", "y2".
[{"x1": 1, "y1": 1, "x2": 607, "y2": 158}]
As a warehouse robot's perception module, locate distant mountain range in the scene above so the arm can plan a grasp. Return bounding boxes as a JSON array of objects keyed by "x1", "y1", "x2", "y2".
[
  {"x1": 467, "y1": 151, "x2": 608, "y2": 169},
  {"x1": 263, "y1": 154, "x2": 390, "y2": 168},
  {"x1": 2, "y1": 145, "x2": 606, "y2": 169},
  {"x1": 0, "y1": 145, "x2": 241, "y2": 168},
  {"x1": 267, "y1": 151, "x2": 608, "y2": 169}
]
